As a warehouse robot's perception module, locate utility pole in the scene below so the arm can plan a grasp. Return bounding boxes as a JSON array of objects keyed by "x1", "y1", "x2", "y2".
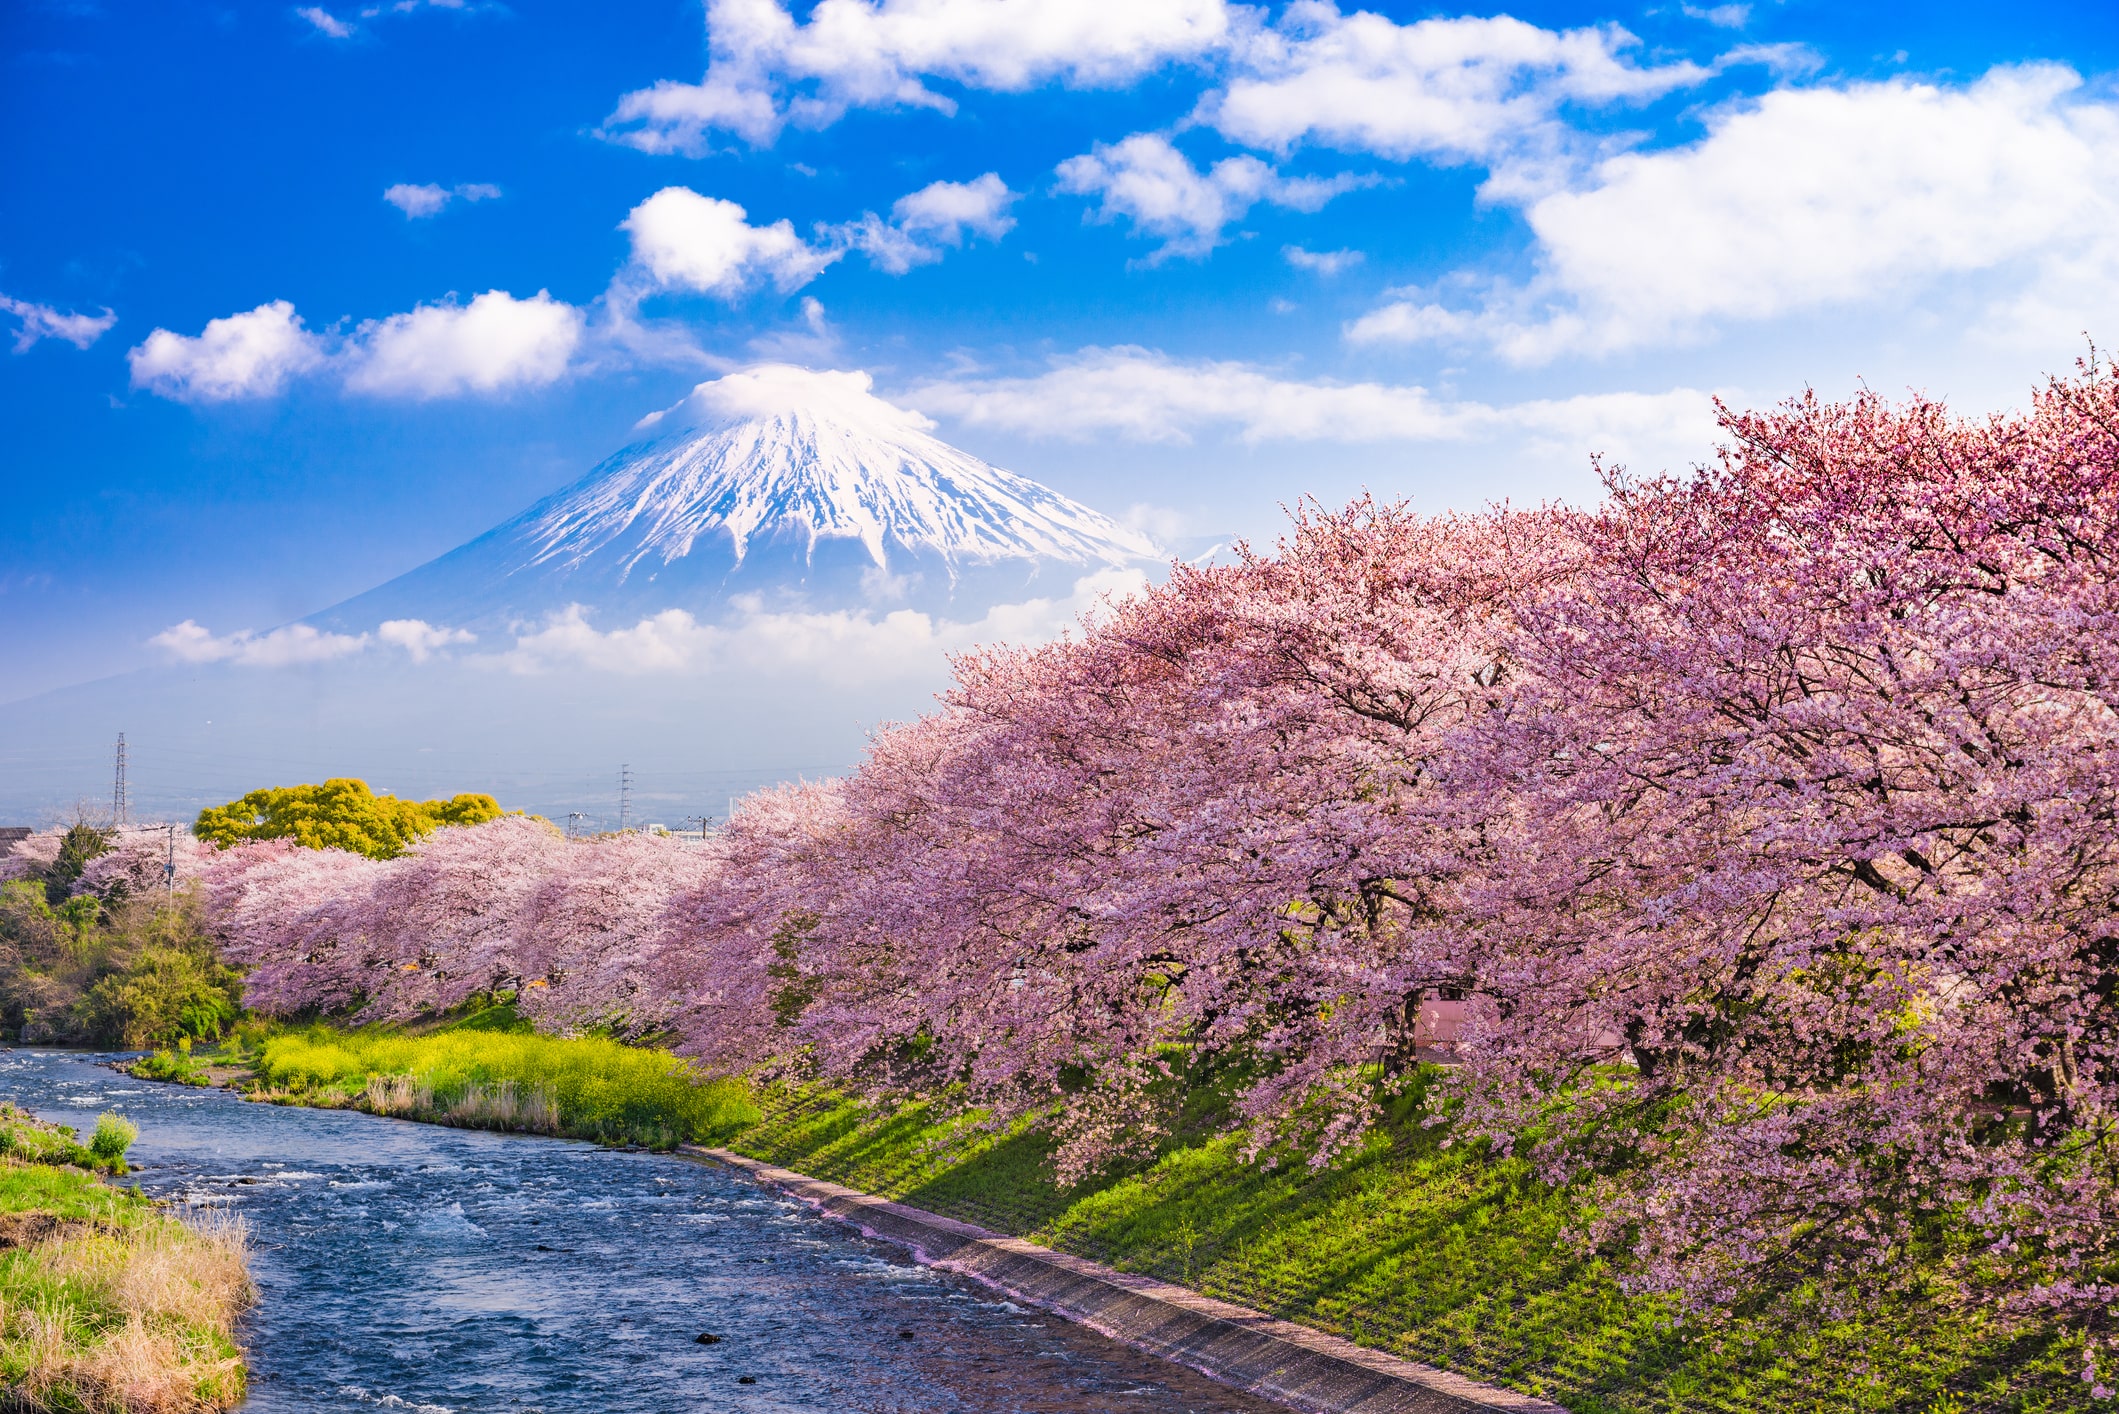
[
  {"x1": 111, "y1": 733, "x2": 127, "y2": 830},
  {"x1": 164, "y1": 823, "x2": 176, "y2": 895},
  {"x1": 618, "y1": 765, "x2": 633, "y2": 834}
]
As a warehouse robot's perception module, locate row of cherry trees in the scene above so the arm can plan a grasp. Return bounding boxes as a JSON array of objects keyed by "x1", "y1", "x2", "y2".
[{"x1": 137, "y1": 368, "x2": 2119, "y2": 1335}]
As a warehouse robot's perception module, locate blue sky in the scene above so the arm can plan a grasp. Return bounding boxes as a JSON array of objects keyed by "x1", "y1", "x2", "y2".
[{"x1": 10, "y1": 0, "x2": 2119, "y2": 704}]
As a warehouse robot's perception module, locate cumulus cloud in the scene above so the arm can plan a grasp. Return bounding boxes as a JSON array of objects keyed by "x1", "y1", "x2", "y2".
[
  {"x1": 903, "y1": 345, "x2": 1721, "y2": 453},
  {"x1": 296, "y1": 6, "x2": 355, "y2": 38},
  {"x1": 1344, "y1": 300, "x2": 1477, "y2": 345},
  {"x1": 383, "y1": 181, "x2": 502, "y2": 218},
  {"x1": 1349, "y1": 63, "x2": 2119, "y2": 361},
  {"x1": 1056, "y1": 133, "x2": 1365, "y2": 259},
  {"x1": 1203, "y1": 8, "x2": 1707, "y2": 196},
  {"x1": 602, "y1": 0, "x2": 1234, "y2": 151},
  {"x1": 150, "y1": 617, "x2": 476, "y2": 667},
  {"x1": 836, "y1": 172, "x2": 1019, "y2": 273},
  {"x1": 0, "y1": 293, "x2": 116, "y2": 352},
  {"x1": 621, "y1": 187, "x2": 839, "y2": 297},
  {"x1": 491, "y1": 568, "x2": 1150, "y2": 680},
  {"x1": 342, "y1": 289, "x2": 584, "y2": 398},
  {"x1": 1282, "y1": 245, "x2": 1362, "y2": 275},
  {"x1": 377, "y1": 619, "x2": 476, "y2": 661},
  {"x1": 150, "y1": 620, "x2": 369, "y2": 667},
  {"x1": 128, "y1": 290, "x2": 586, "y2": 403},
  {"x1": 1684, "y1": 3, "x2": 1751, "y2": 28},
  {"x1": 127, "y1": 300, "x2": 328, "y2": 402}
]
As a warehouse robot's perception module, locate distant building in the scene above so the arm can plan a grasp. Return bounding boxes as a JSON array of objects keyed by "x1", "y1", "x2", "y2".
[{"x1": 0, "y1": 827, "x2": 30, "y2": 849}]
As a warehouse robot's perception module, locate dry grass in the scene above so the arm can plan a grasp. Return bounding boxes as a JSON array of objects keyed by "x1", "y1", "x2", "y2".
[
  {"x1": 1, "y1": 1175, "x2": 252, "y2": 1413},
  {"x1": 361, "y1": 1072, "x2": 563, "y2": 1133}
]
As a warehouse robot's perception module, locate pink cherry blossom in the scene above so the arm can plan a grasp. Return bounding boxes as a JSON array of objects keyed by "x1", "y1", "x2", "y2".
[{"x1": 193, "y1": 363, "x2": 2119, "y2": 1347}]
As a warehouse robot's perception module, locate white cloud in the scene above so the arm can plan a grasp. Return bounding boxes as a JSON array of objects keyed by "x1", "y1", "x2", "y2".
[
  {"x1": 1282, "y1": 245, "x2": 1362, "y2": 275},
  {"x1": 1352, "y1": 63, "x2": 2119, "y2": 361},
  {"x1": 908, "y1": 346, "x2": 1471, "y2": 442},
  {"x1": 1683, "y1": 3, "x2": 1751, "y2": 28},
  {"x1": 150, "y1": 620, "x2": 369, "y2": 667},
  {"x1": 1201, "y1": 7, "x2": 1706, "y2": 194},
  {"x1": 0, "y1": 293, "x2": 116, "y2": 352},
  {"x1": 894, "y1": 171, "x2": 1019, "y2": 242},
  {"x1": 377, "y1": 619, "x2": 476, "y2": 661},
  {"x1": 385, "y1": 182, "x2": 452, "y2": 217},
  {"x1": 621, "y1": 187, "x2": 839, "y2": 297},
  {"x1": 384, "y1": 181, "x2": 502, "y2": 218},
  {"x1": 127, "y1": 300, "x2": 327, "y2": 402},
  {"x1": 150, "y1": 617, "x2": 474, "y2": 668},
  {"x1": 342, "y1": 289, "x2": 584, "y2": 398},
  {"x1": 902, "y1": 345, "x2": 1721, "y2": 455},
  {"x1": 602, "y1": 0, "x2": 1234, "y2": 151},
  {"x1": 298, "y1": 1, "x2": 493, "y2": 41},
  {"x1": 1057, "y1": 133, "x2": 1363, "y2": 259},
  {"x1": 837, "y1": 172, "x2": 1019, "y2": 273},
  {"x1": 126, "y1": 290, "x2": 584, "y2": 404},
  {"x1": 491, "y1": 569, "x2": 1150, "y2": 681},
  {"x1": 1344, "y1": 299, "x2": 1476, "y2": 345},
  {"x1": 296, "y1": 6, "x2": 355, "y2": 38}
]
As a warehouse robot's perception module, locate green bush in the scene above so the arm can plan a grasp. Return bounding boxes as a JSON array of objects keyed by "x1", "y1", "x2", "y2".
[
  {"x1": 88, "y1": 1113, "x2": 138, "y2": 1168},
  {"x1": 44, "y1": 822, "x2": 111, "y2": 906},
  {"x1": 79, "y1": 943, "x2": 243, "y2": 1049},
  {"x1": 132, "y1": 1042, "x2": 212, "y2": 1086},
  {"x1": 0, "y1": 1103, "x2": 135, "y2": 1174},
  {"x1": 1, "y1": 885, "x2": 241, "y2": 1047}
]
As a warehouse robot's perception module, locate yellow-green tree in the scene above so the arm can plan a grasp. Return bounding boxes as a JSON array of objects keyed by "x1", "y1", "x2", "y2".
[{"x1": 194, "y1": 779, "x2": 503, "y2": 859}]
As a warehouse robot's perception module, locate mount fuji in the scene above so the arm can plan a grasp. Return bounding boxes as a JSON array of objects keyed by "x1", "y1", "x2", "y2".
[
  {"x1": 315, "y1": 365, "x2": 1161, "y2": 635},
  {"x1": 0, "y1": 367, "x2": 1167, "y2": 825}
]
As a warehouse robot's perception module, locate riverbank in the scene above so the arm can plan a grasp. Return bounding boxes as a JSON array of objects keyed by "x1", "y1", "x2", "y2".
[
  {"x1": 0, "y1": 1102, "x2": 251, "y2": 1413},
  {"x1": 155, "y1": 1021, "x2": 2092, "y2": 1413},
  {"x1": 166, "y1": 1009, "x2": 755, "y2": 1148}
]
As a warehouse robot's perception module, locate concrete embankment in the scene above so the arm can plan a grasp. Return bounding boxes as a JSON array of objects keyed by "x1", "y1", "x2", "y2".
[{"x1": 684, "y1": 1145, "x2": 1565, "y2": 1414}]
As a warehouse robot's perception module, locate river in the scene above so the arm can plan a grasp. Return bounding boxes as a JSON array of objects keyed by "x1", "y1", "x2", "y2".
[{"x1": 0, "y1": 1048, "x2": 1285, "y2": 1414}]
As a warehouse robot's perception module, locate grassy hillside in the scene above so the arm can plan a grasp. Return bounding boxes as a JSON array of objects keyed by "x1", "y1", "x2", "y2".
[
  {"x1": 0, "y1": 1104, "x2": 251, "y2": 1413},
  {"x1": 724, "y1": 1076, "x2": 2084, "y2": 1414}
]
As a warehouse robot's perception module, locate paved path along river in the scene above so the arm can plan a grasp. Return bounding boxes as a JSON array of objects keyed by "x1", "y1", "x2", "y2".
[{"x1": 0, "y1": 1048, "x2": 1287, "y2": 1414}]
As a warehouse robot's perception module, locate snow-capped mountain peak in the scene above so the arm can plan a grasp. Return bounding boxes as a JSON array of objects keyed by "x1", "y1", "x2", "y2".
[
  {"x1": 549, "y1": 364, "x2": 1159, "y2": 576},
  {"x1": 315, "y1": 365, "x2": 1161, "y2": 631}
]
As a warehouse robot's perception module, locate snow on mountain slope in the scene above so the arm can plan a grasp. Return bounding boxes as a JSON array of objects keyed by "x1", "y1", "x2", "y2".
[{"x1": 316, "y1": 366, "x2": 1160, "y2": 632}]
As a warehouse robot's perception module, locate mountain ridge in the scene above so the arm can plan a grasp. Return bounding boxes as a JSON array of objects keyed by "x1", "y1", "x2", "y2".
[{"x1": 313, "y1": 366, "x2": 1160, "y2": 633}]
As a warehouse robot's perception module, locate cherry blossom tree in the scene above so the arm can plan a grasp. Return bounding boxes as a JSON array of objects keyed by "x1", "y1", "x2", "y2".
[
  {"x1": 515, "y1": 829, "x2": 717, "y2": 1035},
  {"x1": 1441, "y1": 372, "x2": 2119, "y2": 1327},
  {"x1": 0, "y1": 830, "x2": 62, "y2": 885},
  {"x1": 190, "y1": 363, "x2": 2119, "y2": 1351},
  {"x1": 74, "y1": 826, "x2": 210, "y2": 901},
  {"x1": 203, "y1": 839, "x2": 390, "y2": 1016}
]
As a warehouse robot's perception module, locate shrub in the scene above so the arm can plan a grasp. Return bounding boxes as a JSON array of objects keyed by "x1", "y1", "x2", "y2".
[
  {"x1": 79, "y1": 943, "x2": 243, "y2": 1049},
  {"x1": 89, "y1": 1112, "x2": 138, "y2": 1168}
]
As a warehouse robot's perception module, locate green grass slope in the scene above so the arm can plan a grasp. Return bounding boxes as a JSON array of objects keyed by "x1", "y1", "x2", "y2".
[{"x1": 725, "y1": 1077, "x2": 2086, "y2": 1414}]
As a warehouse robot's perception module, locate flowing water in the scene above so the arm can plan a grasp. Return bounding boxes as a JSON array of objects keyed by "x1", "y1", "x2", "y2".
[{"x1": 0, "y1": 1048, "x2": 1285, "y2": 1414}]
